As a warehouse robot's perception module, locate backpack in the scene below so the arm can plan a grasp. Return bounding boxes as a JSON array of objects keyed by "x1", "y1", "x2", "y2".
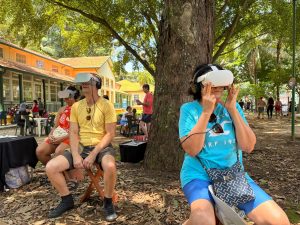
[{"x1": 5, "y1": 166, "x2": 31, "y2": 189}]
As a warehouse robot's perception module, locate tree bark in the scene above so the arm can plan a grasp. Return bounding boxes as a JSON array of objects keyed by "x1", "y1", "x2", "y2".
[
  {"x1": 144, "y1": 0, "x2": 214, "y2": 171},
  {"x1": 276, "y1": 39, "x2": 282, "y2": 100}
]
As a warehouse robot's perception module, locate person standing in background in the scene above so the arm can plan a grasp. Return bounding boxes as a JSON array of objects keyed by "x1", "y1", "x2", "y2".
[
  {"x1": 32, "y1": 100, "x2": 39, "y2": 117},
  {"x1": 238, "y1": 99, "x2": 245, "y2": 110},
  {"x1": 257, "y1": 97, "x2": 266, "y2": 119},
  {"x1": 136, "y1": 84, "x2": 153, "y2": 139},
  {"x1": 274, "y1": 99, "x2": 282, "y2": 119},
  {"x1": 267, "y1": 97, "x2": 274, "y2": 119},
  {"x1": 38, "y1": 97, "x2": 44, "y2": 117}
]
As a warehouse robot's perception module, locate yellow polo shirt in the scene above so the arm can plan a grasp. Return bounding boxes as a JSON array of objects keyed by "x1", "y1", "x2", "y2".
[{"x1": 70, "y1": 97, "x2": 116, "y2": 146}]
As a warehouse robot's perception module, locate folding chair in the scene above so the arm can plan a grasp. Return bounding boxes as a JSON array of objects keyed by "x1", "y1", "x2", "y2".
[{"x1": 81, "y1": 164, "x2": 118, "y2": 203}]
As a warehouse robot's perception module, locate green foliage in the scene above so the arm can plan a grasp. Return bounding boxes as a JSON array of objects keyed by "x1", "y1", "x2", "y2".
[
  {"x1": 0, "y1": 0, "x2": 161, "y2": 74},
  {"x1": 217, "y1": 0, "x2": 300, "y2": 95},
  {"x1": 238, "y1": 81, "x2": 275, "y2": 99},
  {"x1": 1, "y1": 0, "x2": 299, "y2": 91},
  {"x1": 115, "y1": 70, "x2": 154, "y2": 86}
]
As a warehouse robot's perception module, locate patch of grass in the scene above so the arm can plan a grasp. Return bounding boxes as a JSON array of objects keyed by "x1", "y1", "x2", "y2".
[{"x1": 285, "y1": 203, "x2": 300, "y2": 224}]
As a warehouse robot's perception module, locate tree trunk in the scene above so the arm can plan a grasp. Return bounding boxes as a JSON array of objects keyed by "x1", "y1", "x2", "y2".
[
  {"x1": 297, "y1": 90, "x2": 300, "y2": 113},
  {"x1": 276, "y1": 39, "x2": 281, "y2": 100},
  {"x1": 144, "y1": 0, "x2": 214, "y2": 171}
]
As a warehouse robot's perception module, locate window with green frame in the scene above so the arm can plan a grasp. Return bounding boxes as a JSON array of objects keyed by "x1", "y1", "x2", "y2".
[
  {"x1": 3, "y1": 78, "x2": 10, "y2": 100},
  {"x1": 23, "y1": 81, "x2": 33, "y2": 100},
  {"x1": 12, "y1": 79, "x2": 20, "y2": 101}
]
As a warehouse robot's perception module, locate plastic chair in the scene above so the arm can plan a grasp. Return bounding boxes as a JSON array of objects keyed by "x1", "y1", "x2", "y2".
[
  {"x1": 208, "y1": 185, "x2": 247, "y2": 225},
  {"x1": 81, "y1": 164, "x2": 118, "y2": 203},
  {"x1": 15, "y1": 113, "x2": 26, "y2": 136}
]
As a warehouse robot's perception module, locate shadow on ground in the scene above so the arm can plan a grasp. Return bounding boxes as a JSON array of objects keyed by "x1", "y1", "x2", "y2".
[{"x1": 0, "y1": 115, "x2": 299, "y2": 224}]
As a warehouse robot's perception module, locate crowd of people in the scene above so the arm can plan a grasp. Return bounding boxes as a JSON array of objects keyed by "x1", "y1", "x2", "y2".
[
  {"x1": 6, "y1": 97, "x2": 48, "y2": 121},
  {"x1": 238, "y1": 96, "x2": 296, "y2": 120}
]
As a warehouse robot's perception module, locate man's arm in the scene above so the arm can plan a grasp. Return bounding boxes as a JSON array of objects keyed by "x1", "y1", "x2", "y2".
[
  {"x1": 69, "y1": 121, "x2": 80, "y2": 157},
  {"x1": 70, "y1": 121, "x2": 84, "y2": 168},
  {"x1": 92, "y1": 122, "x2": 116, "y2": 155},
  {"x1": 137, "y1": 99, "x2": 149, "y2": 106},
  {"x1": 141, "y1": 101, "x2": 150, "y2": 106}
]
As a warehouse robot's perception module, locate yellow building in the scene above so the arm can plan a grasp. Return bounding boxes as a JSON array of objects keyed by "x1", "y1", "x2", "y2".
[
  {"x1": 58, "y1": 56, "x2": 115, "y2": 103},
  {"x1": 0, "y1": 38, "x2": 154, "y2": 118},
  {"x1": 0, "y1": 38, "x2": 116, "y2": 112},
  {"x1": 116, "y1": 80, "x2": 154, "y2": 113}
]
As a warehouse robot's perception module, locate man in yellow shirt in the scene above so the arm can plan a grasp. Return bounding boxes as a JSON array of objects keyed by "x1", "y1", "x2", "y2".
[{"x1": 45, "y1": 73, "x2": 118, "y2": 221}]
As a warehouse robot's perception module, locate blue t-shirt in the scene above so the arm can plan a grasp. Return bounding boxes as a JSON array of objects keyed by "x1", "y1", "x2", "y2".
[{"x1": 179, "y1": 101, "x2": 253, "y2": 188}]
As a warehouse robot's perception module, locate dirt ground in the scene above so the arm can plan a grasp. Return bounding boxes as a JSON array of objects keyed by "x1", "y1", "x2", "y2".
[{"x1": 0, "y1": 114, "x2": 299, "y2": 225}]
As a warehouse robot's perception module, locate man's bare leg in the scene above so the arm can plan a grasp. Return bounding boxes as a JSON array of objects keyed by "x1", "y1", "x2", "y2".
[
  {"x1": 101, "y1": 154, "x2": 118, "y2": 221},
  {"x1": 146, "y1": 122, "x2": 151, "y2": 138},
  {"x1": 140, "y1": 121, "x2": 148, "y2": 137},
  {"x1": 46, "y1": 155, "x2": 74, "y2": 218}
]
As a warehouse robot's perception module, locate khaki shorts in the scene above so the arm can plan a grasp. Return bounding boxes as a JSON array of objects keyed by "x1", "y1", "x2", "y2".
[{"x1": 63, "y1": 144, "x2": 116, "y2": 170}]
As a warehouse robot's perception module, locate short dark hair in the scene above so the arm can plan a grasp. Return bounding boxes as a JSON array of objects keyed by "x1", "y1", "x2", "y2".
[
  {"x1": 142, "y1": 84, "x2": 150, "y2": 90},
  {"x1": 67, "y1": 86, "x2": 80, "y2": 100},
  {"x1": 188, "y1": 64, "x2": 223, "y2": 101}
]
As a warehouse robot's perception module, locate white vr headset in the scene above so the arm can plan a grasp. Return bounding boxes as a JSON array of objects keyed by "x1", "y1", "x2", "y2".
[
  {"x1": 57, "y1": 88, "x2": 76, "y2": 99},
  {"x1": 195, "y1": 65, "x2": 234, "y2": 87},
  {"x1": 74, "y1": 72, "x2": 100, "y2": 83}
]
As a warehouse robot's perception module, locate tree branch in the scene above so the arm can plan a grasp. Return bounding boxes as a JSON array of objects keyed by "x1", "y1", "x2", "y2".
[
  {"x1": 219, "y1": 33, "x2": 268, "y2": 56},
  {"x1": 141, "y1": 11, "x2": 159, "y2": 44},
  {"x1": 224, "y1": 19, "x2": 260, "y2": 46},
  {"x1": 213, "y1": 0, "x2": 253, "y2": 62},
  {"x1": 216, "y1": 0, "x2": 228, "y2": 19},
  {"x1": 47, "y1": 0, "x2": 155, "y2": 76},
  {"x1": 215, "y1": 27, "x2": 227, "y2": 45},
  {"x1": 137, "y1": 33, "x2": 155, "y2": 64}
]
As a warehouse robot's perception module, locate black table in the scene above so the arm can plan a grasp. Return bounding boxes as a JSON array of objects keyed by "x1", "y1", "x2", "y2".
[
  {"x1": 0, "y1": 136, "x2": 38, "y2": 191},
  {"x1": 119, "y1": 141, "x2": 147, "y2": 163}
]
